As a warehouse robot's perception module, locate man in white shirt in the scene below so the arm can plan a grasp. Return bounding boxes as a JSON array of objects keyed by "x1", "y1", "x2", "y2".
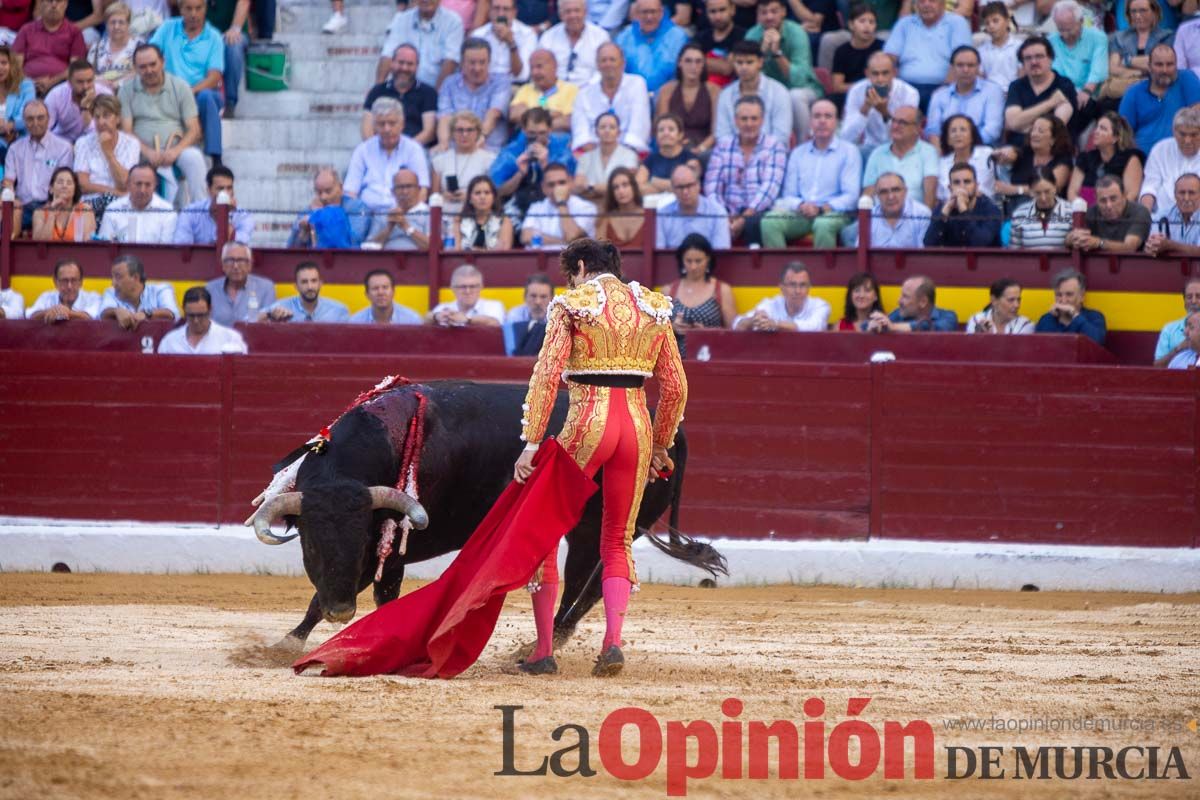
[
  {"x1": 157, "y1": 286, "x2": 248, "y2": 355},
  {"x1": 426, "y1": 263, "x2": 504, "y2": 326},
  {"x1": 841, "y1": 51, "x2": 921, "y2": 155},
  {"x1": 27, "y1": 258, "x2": 102, "y2": 322},
  {"x1": 520, "y1": 162, "x2": 596, "y2": 249},
  {"x1": 1140, "y1": 106, "x2": 1200, "y2": 217},
  {"x1": 733, "y1": 262, "x2": 830, "y2": 332},
  {"x1": 0, "y1": 285, "x2": 24, "y2": 319},
  {"x1": 345, "y1": 98, "x2": 431, "y2": 213},
  {"x1": 472, "y1": 0, "x2": 537, "y2": 83},
  {"x1": 538, "y1": 0, "x2": 609, "y2": 85},
  {"x1": 569, "y1": 43, "x2": 650, "y2": 152},
  {"x1": 98, "y1": 163, "x2": 177, "y2": 243}
]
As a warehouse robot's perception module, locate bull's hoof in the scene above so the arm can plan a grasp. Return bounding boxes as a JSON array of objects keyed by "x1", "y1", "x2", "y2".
[
  {"x1": 517, "y1": 656, "x2": 558, "y2": 675},
  {"x1": 591, "y1": 645, "x2": 624, "y2": 678},
  {"x1": 552, "y1": 628, "x2": 575, "y2": 649}
]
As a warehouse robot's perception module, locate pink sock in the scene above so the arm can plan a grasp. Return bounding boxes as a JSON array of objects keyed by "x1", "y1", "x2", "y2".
[
  {"x1": 530, "y1": 583, "x2": 557, "y2": 661},
  {"x1": 601, "y1": 577, "x2": 631, "y2": 650}
]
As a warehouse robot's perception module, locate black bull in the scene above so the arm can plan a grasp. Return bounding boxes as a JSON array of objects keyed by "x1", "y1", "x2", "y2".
[{"x1": 252, "y1": 381, "x2": 725, "y2": 650}]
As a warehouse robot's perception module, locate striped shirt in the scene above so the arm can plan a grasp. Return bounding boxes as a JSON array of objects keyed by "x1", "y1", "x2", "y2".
[{"x1": 1009, "y1": 198, "x2": 1074, "y2": 250}]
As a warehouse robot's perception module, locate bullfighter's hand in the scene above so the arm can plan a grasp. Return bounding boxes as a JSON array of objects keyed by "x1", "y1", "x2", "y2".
[
  {"x1": 648, "y1": 445, "x2": 673, "y2": 483},
  {"x1": 513, "y1": 448, "x2": 536, "y2": 483}
]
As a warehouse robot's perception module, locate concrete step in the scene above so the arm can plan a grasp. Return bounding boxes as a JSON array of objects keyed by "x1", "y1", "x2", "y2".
[
  {"x1": 223, "y1": 118, "x2": 363, "y2": 150},
  {"x1": 285, "y1": 58, "x2": 379, "y2": 93},
  {"x1": 221, "y1": 147, "x2": 353, "y2": 179},
  {"x1": 232, "y1": 90, "x2": 365, "y2": 119}
]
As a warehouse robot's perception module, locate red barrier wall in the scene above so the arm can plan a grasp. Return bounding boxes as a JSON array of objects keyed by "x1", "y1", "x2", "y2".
[{"x1": 1, "y1": 352, "x2": 1195, "y2": 548}]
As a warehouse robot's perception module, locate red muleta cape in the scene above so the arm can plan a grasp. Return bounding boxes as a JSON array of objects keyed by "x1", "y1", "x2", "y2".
[{"x1": 292, "y1": 439, "x2": 597, "y2": 678}]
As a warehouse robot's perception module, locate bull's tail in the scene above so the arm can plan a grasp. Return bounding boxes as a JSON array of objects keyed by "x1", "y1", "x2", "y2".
[{"x1": 642, "y1": 432, "x2": 729, "y2": 579}]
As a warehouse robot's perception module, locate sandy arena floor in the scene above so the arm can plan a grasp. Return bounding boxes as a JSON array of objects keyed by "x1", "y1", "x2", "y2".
[{"x1": 0, "y1": 573, "x2": 1198, "y2": 799}]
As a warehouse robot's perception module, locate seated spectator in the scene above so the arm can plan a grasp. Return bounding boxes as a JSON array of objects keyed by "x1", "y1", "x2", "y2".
[
  {"x1": 74, "y1": 94, "x2": 139, "y2": 204},
  {"x1": 98, "y1": 253, "x2": 178, "y2": 328},
  {"x1": 667, "y1": 233, "x2": 736, "y2": 331},
  {"x1": 262, "y1": 262, "x2": 350, "y2": 323},
  {"x1": 1067, "y1": 175, "x2": 1151, "y2": 251},
  {"x1": 841, "y1": 51, "x2": 920, "y2": 155},
  {"x1": 174, "y1": 165, "x2": 253, "y2": 245},
  {"x1": 715, "y1": 40, "x2": 791, "y2": 144},
  {"x1": 615, "y1": 0, "x2": 688, "y2": 94},
  {"x1": 427, "y1": 262, "x2": 503, "y2": 326},
  {"x1": 452, "y1": 174, "x2": 513, "y2": 249},
  {"x1": 45, "y1": 59, "x2": 110, "y2": 143},
  {"x1": 1151, "y1": 277, "x2": 1200, "y2": 366},
  {"x1": 1068, "y1": 111, "x2": 1145, "y2": 206},
  {"x1": 744, "y1": 0, "x2": 822, "y2": 139},
  {"x1": 205, "y1": 241, "x2": 275, "y2": 326},
  {"x1": 0, "y1": 45, "x2": 34, "y2": 161},
  {"x1": 1166, "y1": 311, "x2": 1200, "y2": 369},
  {"x1": 157, "y1": 286, "x2": 248, "y2": 355},
  {"x1": 520, "y1": 161, "x2": 596, "y2": 248},
  {"x1": 844, "y1": 171, "x2": 933, "y2": 248},
  {"x1": 345, "y1": 97, "x2": 430, "y2": 214},
  {"x1": 124, "y1": 0, "x2": 166, "y2": 41},
  {"x1": 349, "y1": 269, "x2": 423, "y2": 325},
  {"x1": 1109, "y1": 2, "x2": 1174, "y2": 119},
  {"x1": 435, "y1": 38, "x2": 511, "y2": 151},
  {"x1": 1120, "y1": 45, "x2": 1200, "y2": 159},
  {"x1": 12, "y1": 0, "x2": 85, "y2": 95},
  {"x1": 654, "y1": 44, "x2": 719, "y2": 157},
  {"x1": 966, "y1": 277, "x2": 1034, "y2": 333},
  {"x1": 63, "y1": 0, "x2": 105, "y2": 45},
  {"x1": 88, "y1": 2, "x2": 139, "y2": 93},
  {"x1": 762, "y1": 99, "x2": 860, "y2": 248},
  {"x1": 0, "y1": 282, "x2": 21, "y2": 317},
  {"x1": 692, "y1": 0, "x2": 745, "y2": 89},
  {"x1": 367, "y1": 168, "x2": 430, "y2": 250},
  {"x1": 1010, "y1": 167, "x2": 1074, "y2": 248},
  {"x1": 1176, "y1": 14, "x2": 1200, "y2": 79},
  {"x1": 471, "y1": 0, "x2": 536, "y2": 83},
  {"x1": 573, "y1": 111, "x2": 638, "y2": 203},
  {"x1": 656, "y1": 163, "x2": 731, "y2": 248},
  {"x1": 431, "y1": 110, "x2": 497, "y2": 218},
  {"x1": 1046, "y1": 0, "x2": 1106, "y2": 135},
  {"x1": 926, "y1": 46, "x2": 1004, "y2": 149},
  {"x1": 3, "y1": 98, "x2": 71, "y2": 228},
  {"x1": 508, "y1": 49, "x2": 577, "y2": 134},
  {"x1": 1140, "y1": 106, "x2": 1200, "y2": 216},
  {"x1": 937, "y1": 114, "x2": 995, "y2": 205},
  {"x1": 993, "y1": 114, "x2": 1073, "y2": 214},
  {"x1": 31, "y1": 165, "x2": 93, "y2": 239},
  {"x1": 27, "y1": 257, "x2": 100, "y2": 321},
  {"x1": 288, "y1": 167, "x2": 371, "y2": 249},
  {"x1": 491, "y1": 107, "x2": 574, "y2": 228},
  {"x1": 378, "y1": 0, "x2": 464, "y2": 90},
  {"x1": 883, "y1": 0, "x2": 971, "y2": 111},
  {"x1": 705, "y1": 95, "x2": 787, "y2": 244},
  {"x1": 149, "y1": 0, "x2": 225, "y2": 168},
  {"x1": 1146, "y1": 174, "x2": 1200, "y2": 255},
  {"x1": 570, "y1": 43, "x2": 651, "y2": 153},
  {"x1": 829, "y1": 4, "x2": 884, "y2": 112},
  {"x1": 537, "y1": 0, "x2": 609, "y2": 86},
  {"x1": 638, "y1": 114, "x2": 700, "y2": 203},
  {"x1": 977, "y1": 2, "x2": 1022, "y2": 92},
  {"x1": 588, "y1": 0, "x2": 633, "y2": 32},
  {"x1": 362, "y1": 44, "x2": 437, "y2": 146},
  {"x1": 595, "y1": 166, "x2": 644, "y2": 246},
  {"x1": 733, "y1": 261, "x2": 829, "y2": 331},
  {"x1": 0, "y1": 2, "x2": 32, "y2": 48},
  {"x1": 863, "y1": 105, "x2": 939, "y2": 211},
  {"x1": 119, "y1": 43, "x2": 206, "y2": 206},
  {"x1": 924, "y1": 163, "x2": 1003, "y2": 247},
  {"x1": 1004, "y1": 37, "x2": 1076, "y2": 149},
  {"x1": 870, "y1": 275, "x2": 958, "y2": 333},
  {"x1": 97, "y1": 162, "x2": 175, "y2": 242},
  {"x1": 1033, "y1": 267, "x2": 1106, "y2": 344},
  {"x1": 837, "y1": 271, "x2": 884, "y2": 331},
  {"x1": 504, "y1": 272, "x2": 553, "y2": 355}
]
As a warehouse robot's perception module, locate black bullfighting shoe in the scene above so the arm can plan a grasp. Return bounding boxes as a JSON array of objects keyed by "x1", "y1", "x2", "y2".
[
  {"x1": 518, "y1": 655, "x2": 559, "y2": 675},
  {"x1": 591, "y1": 645, "x2": 624, "y2": 677}
]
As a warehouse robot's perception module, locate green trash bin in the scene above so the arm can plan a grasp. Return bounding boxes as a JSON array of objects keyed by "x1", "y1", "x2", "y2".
[{"x1": 246, "y1": 41, "x2": 290, "y2": 92}]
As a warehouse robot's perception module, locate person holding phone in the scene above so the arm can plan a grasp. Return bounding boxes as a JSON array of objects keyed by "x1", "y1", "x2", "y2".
[
  {"x1": 841, "y1": 50, "x2": 920, "y2": 157},
  {"x1": 431, "y1": 109, "x2": 496, "y2": 217}
]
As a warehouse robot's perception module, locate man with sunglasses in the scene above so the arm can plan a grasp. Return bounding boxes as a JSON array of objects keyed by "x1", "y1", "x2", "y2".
[{"x1": 158, "y1": 286, "x2": 248, "y2": 355}]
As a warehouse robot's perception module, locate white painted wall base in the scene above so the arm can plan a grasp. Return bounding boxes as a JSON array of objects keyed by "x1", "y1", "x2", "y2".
[{"x1": 1, "y1": 516, "x2": 1196, "y2": 592}]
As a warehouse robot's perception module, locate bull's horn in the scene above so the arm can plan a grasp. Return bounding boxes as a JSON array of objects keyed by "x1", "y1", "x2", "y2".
[
  {"x1": 247, "y1": 492, "x2": 303, "y2": 545},
  {"x1": 368, "y1": 487, "x2": 429, "y2": 530}
]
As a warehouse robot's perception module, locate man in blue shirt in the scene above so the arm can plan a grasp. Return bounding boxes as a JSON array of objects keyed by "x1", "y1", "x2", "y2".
[
  {"x1": 1119, "y1": 45, "x2": 1200, "y2": 154},
  {"x1": 98, "y1": 254, "x2": 180, "y2": 329},
  {"x1": 874, "y1": 275, "x2": 959, "y2": 332},
  {"x1": 174, "y1": 165, "x2": 255, "y2": 245},
  {"x1": 262, "y1": 262, "x2": 351, "y2": 323},
  {"x1": 1047, "y1": 0, "x2": 1108, "y2": 137},
  {"x1": 1034, "y1": 268, "x2": 1106, "y2": 345},
  {"x1": 655, "y1": 164, "x2": 731, "y2": 248},
  {"x1": 883, "y1": 0, "x2": 971, "y2": 112},
  {"x1": 926, "y1": 46, "x2": 1005, "y2": 147},
  {"x1": 349, "y1": 269, "x2": 422, "y2": 325},
  {"x1": 761, "y1": 99, "x2": 861, "y2": 248},
  {"x1": 613, "y1": 0, "x2": 689, "y2": 94},
  {"x1": 923, "y1": 162, "x2": 1003, "y2": 247},
  {"x1": 1150, "y1": 277, "x2": 1200, "y2": 366},
  {"x1": 150, "y1": 0, "x2": 225, "y2": 165}
]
